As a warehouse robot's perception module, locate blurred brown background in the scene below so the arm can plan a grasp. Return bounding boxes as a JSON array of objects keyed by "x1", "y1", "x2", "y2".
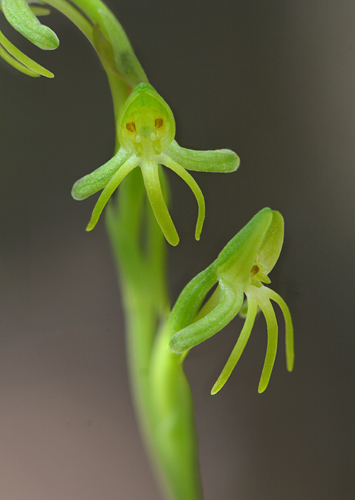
[{"x1": 0, "y1": 1, "x2": 353, "y2": 499}]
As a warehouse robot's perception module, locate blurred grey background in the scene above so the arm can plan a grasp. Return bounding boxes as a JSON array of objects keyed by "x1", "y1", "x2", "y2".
[{"x1": 0, "y1": 1, "x2": 354, "y2": 499}]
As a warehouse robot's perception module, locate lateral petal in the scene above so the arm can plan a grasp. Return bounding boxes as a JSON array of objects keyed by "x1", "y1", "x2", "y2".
[
  {"x1": 72, "y1": 147, "x2": 132, "y2": 201},
  {"x1": 0, "y1": 29, "x2": 53, "y2": 77},
  {"x1": 165, "y1": 140, "x2": 240, "y2": 173}
]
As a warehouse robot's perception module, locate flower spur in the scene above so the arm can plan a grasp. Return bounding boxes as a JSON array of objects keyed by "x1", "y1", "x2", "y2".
[
  {"x1": 168, "y1": 208, "x2": 294, "y2": 393},
  {"x1": 71, "y1": 83, "x2": 240, "y2": 246}
]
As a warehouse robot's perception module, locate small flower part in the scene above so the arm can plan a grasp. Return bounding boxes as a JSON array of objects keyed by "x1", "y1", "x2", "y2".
[
  {"x1": 72, "y1": 83, "x2": 240, "y2": 246},
  {"x1": 169, "y1": 208, "x2": 294, "y2": 393},
  {"x1": 1, "y1": 0, "x2": 59, "y2": 48},
  {"x1": 0, "y1": 0, "x2": 58, "y2": 77}
]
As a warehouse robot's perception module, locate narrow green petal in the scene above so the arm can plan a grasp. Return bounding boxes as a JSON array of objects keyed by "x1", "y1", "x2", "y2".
[
  {"x1": 165, "y1": 140, "x2": 240, "y2": 173},
  {"x1": 169, "y1": 285, "x2": 244, "y2": 353},
  {"x1": 211, "y1": 295, "x2": 257, "y2": 395},
  {"x1": 239, "y1": 298, "x2": 249, "y2": 318},
  {"x1": 0, "y1": 43, "x2": 39, "y2": 76},
  {"x1": 141, "y1": 160, "x2": 179, "y2": 246},
  {"x1": 255, "y1": 292, "x2": 278, "y2": 393},
  {"x1": 167, "y1": 263, "x2": 218, "y2": 336},
  {"x1": 161, "y1": 153, "x2": 205, "y2": 240},
  {"x1": 72, "y1": 147, "x2": 132, "y2": 200},
  {"x1": 264, "y1": 288, "x2": 294, "y2": 372},
  {"x1": 0, "y1": 30, "x2": 54, "y2": 77},
  {"x1": 86, "y1": 156, "x2": 138, "y2": 231},
  {"x1": 194, "y1": 284, "x2": 221, "y2": 321},
  {"x1": 2, "y1": 0, "x2": 59, "y2": 50},
  {"x1": 258, "y1": 271, "x2": 271, "y2": 284},
  {"x1": 30, "y1": 6, "x2": 51, "y2": 17}
]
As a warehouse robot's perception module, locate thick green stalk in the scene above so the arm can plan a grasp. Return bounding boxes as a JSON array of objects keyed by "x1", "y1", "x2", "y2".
[
  {"x1": 105, "y1": 169, "x2": 170, "y2": 490},
  {"x1": 44, "y1": 0, "x2": 129, "y2": 119},
  {"x1": 42, "y1": 1, "x2": 203, "y2": 497},
  {"x1": 106, "y1": 170, "x2": 203, "y2": 500},
  {"x1": 71, "y1": 0, "x2": 148, "y2": 87},
  {"x1": 45, "y1": 0, "x2": 147, "y2": 109},
  {"x1": 149, "y1": 324, "x2": 203, "y2": 500}
]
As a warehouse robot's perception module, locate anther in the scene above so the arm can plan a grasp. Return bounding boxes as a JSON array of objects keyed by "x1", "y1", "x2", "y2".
[
  {"x1": 126, "y1": 121, "x2": 136, "y2": 132},
  {"x1": 251, "y1": 265, "x2": 259, "y2": 276},
  {"x1": 155, "y1": 118, "x2": 164, "y2": 129}
]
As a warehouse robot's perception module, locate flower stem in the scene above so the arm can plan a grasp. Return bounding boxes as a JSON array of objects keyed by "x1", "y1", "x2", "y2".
[
  {"x1": 45, "y1": 1, "x2": 203, "y2": 497},
  {"x1": 106, "y1": 169, "x2": 203, "y2": 500}
]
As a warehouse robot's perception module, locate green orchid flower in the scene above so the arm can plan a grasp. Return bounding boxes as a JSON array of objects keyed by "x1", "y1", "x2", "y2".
[
  {"x1": 168, "y1": 208, "x2": 294, "y2": 393},
  {"x1": 0, "y1": 0, "x2": 59, "y2": 77},
  {"x1": 72, "y1": 83, "x2": 240, "y2": 246}
]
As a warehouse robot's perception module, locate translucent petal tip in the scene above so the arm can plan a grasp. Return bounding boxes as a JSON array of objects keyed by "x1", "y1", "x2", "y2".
[
  {"x1": 210, "y1": 385, "x2": 220, "y2": 396},
  {"x1": 257, "y1": 382, "x2": 268, "y2": 394}
]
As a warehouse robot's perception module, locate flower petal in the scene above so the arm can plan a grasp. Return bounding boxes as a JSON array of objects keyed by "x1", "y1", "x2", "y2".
[
  {"x1": 194, "y1": 284, "x2": 221, "y2": 321},
  {"x1": 29, "y1": 6, "x2": 51, "y2": 17},
  {"x1": 165, "y1": 140, "x2": 240, "y2": 173},
  {"x1": 264, "y1": 288, "x2": 294, "y2": 372},
  {"x1": 254, "y1": 291, "x2": 278, "y2": 393},
  {"x1": 0, "y1": 29, "x2": 53, "y2": 77},
  {"x1": 160, "y1": 153, "x2": 205, "y2": 240},
  {"x1": 257, "y1": 210, "x2": 284, "y2": 275},
  {"x1": 167, "y1": 263, "x2": 218, "y2": 336},
  {"x1": 216, "y1": 208, "x2": 274, "y2": 288},
  {"x1": 118, "y1": 83, "x2": 175, "y2": 152},
  {"x1": 141, "y1": 160, "x2": 179, "y2": 246},
  {"x1": 0, "y1": 42, "x2": 39, "y2": 76},
  {"x1": 72, "y1": 147, "x2": 132, "y2": 201},
  {"x1": 86, "y1": 155, "x2": 139, "y2": 231},
  {"x1": 211, "y1": 294, "x2": 258, "y2": 395},
  {"x1": 169, "y1": 284, "x2": 244, "y2": 353},
  {"x1": 2, "y1": 0, "x2": 59, "y2": 50}
]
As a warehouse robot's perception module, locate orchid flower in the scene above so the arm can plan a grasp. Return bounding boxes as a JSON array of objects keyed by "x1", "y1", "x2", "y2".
[
  {"x1": 72, "y1": 83, "x2": 240, "y2": 245},
  {"x1": 168, "y1": 208, "x2": 294, "y2": 393}
]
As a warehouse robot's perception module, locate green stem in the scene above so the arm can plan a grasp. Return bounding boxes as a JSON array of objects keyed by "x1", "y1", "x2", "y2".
[
  {"x1": 149, "y1": 324, "x2": 203, "y2": 500},
  {"x1": 70, "y1": 0, "x2": 148, "y2": 87},
  {"x1": 45, "y1": 1, "x2": 203, "y2": 497},
  {"x1": 44, "y1": 0, "x2": 129, "y2": 121},
  {"x1": 106, "y1": 172, "x2": 203, "y2": 500},
  {"x1": 45, "y1": 0, "x2": 94, "y2": 43},
  {"x1": 106, "y1": 169, "x2": 169, "y2": 488}
]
